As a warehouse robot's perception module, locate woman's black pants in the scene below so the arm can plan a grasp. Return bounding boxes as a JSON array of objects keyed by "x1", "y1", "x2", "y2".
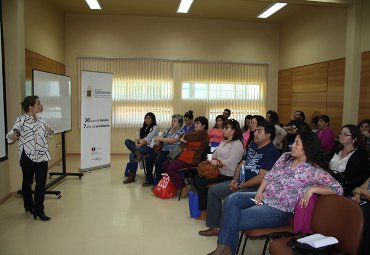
[{"x1": 20, "y1": 151, "x2": 48, "y2": 214}]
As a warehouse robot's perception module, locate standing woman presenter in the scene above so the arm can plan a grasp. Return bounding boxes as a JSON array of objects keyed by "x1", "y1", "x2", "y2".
[{"x1": 6, "y1": 96, "x2": 54, "y2": 221}]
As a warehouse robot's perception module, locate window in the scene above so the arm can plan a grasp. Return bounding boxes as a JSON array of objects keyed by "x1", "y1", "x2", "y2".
[{"x1": 182, "y1": 82, "x2": 260, "y2": 100}]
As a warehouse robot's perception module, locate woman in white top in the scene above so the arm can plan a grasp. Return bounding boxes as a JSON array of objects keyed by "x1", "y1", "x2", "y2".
[
  {"x1": 194, "y1": 119, "x2": 244, "y2": 220},
  {"x1": 123, "y1": 112, "x2": 159, "y2": 184},
  {"x1": 266, "y1": 110, "x2": 287, "y2": 151},
  {"x1": 327, "y1": 124, "x2": 369, "y2": 196},
  {"x1": 6, "y1": 96, "x2": 54, "y2": 221}
]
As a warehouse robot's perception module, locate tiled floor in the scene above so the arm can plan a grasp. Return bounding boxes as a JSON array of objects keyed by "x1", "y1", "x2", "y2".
[{"x1": 0, "y1": 156, "x2": 267, "y2": 255}]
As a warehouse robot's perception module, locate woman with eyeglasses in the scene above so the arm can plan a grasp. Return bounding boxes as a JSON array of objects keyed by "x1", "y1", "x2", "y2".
[{"x1": 327, "y1": 124, "x2": 370, "y2": 196}]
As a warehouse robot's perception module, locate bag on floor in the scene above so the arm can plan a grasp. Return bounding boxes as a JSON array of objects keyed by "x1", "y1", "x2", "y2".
[
  {"x1": 188, "y1": 191, "x2": 201, "y2": 218},
  {"x1": 152, "y1": 174, "x2": 176, "y2": 199}
]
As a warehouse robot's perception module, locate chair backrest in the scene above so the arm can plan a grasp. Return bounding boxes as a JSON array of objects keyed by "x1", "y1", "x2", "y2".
[{"x1": 312, "y1": 194, "x2": 364, "y2": 255}]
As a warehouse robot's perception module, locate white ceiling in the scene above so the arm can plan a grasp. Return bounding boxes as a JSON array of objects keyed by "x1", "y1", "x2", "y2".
[{"x1": 48, "y1": 0, "x2": 354, "y2": 24}]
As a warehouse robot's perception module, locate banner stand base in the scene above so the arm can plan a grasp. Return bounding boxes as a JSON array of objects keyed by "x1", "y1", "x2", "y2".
[{"x1": 80, "y1": 163, "x2": 111, "y2": 173}]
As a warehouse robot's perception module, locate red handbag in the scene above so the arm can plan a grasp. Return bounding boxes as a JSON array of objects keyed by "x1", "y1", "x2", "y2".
[{"x1": 152, "y1": 174, "x2": 176, "y2": 199}]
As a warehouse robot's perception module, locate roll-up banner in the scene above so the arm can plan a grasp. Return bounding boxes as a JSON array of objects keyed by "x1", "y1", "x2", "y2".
[{"x1": 80, "y1": 71, "x2": 113, "y2": 172}]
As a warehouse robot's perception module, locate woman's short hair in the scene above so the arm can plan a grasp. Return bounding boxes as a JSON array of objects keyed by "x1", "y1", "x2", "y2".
[
  {"x1": 318, "y1": 115, "x2": 330, "y2": 125},
  {"x1": 341, "y1": 124, "x2": 364, "y2": 149},
  {"x1": 297, "y1": 131, "x2": 329, "y2": 171},
  {"x1": 172, "y1": 114, "x2": 184, "y2": 127},
  {"x1": 21, "y1": 96, "x2": 39, "y2": 112},
  {"x1": 224, "y1": 119, "x2": 243, "y2": 142},
  {"x1": 184, "y1": 110, "x2": 194, "y2": 120},
  {"x1": 266, "y1": 110, "x2": 279, "y2": 125},
  {"x1": 194, "y1": 116, "x2": 209, "y2": 130},
  {"x1": 252, "y1": 115, "x2": 266, "y2": 125},
  {"x1": 358, "y1": 119, "x2": 370, "y2": 128}
]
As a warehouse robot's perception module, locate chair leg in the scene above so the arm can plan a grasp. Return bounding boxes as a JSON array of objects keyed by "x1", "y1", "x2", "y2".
[
  {"x1": 241, "y1": 234, "x2": 248, "y2": 255},
  {"x1": 236, "y1": 232, "x2": 244, "y2": 254},
  {"x1": 261, "y1": 236, "x2": 269, "y2": 255},
  {"x1": 178, "y1": 188, "x2": 182, "y2": 201}
]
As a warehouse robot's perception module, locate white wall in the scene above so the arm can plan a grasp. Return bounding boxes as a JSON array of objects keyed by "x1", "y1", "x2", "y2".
[
  {"x1": 24, "y1": 0, "x2": 65, "y2": 63},
  {"x1": 279, "y1": 6, "x2": 347, "y2": 69},
  {"x1": 65, "y1": 14, "x2": 280, "y2": 154}
]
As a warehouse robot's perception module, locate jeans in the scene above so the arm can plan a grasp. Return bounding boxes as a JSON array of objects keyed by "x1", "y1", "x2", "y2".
[
  {"x1": 124, "y1": 139, "x2": 154, "y2": 176},
  {"x1": 218, "y1": 192, "x2": 292, "y2": 254},
  {"x1": 206, "y1": 180, "x2": 258, "y2": 229},
  {"x1": 193, "y1": 175, "x2": 233, "y2": 211}
]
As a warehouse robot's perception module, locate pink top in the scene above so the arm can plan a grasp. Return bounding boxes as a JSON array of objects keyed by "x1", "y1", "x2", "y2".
[
  {"x1": 208, "y1": 128, "x2": 224, "y2": 145},
  {"x1": 242, "y1": 129, "x2": 251, "y2": 148},
  {"x1": 316, "y1": 127, "x2": 335, "y2": 154}
]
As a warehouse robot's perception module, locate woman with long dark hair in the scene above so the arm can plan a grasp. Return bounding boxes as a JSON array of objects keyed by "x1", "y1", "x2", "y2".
[
  {"x1": 6, "y1": 96, "x2": 54, "y2": 221},
  {"x1": 328, "y1": 124, "x2": 369, "y2": 196},
  {"x1": 194, "y1": 119, "x2": 244, "y2": 220},
  {"x1": 207, "y1": 131, "x2": 343, "y2": 255},
  {"x1": 123, "y1": 112, "x2": 159, "y2": 184}
]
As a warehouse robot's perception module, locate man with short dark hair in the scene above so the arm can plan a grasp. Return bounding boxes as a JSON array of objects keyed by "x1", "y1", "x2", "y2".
[
  {"x1": 283, "y1": 110, "x2": 310, "y2": 147},
  {"x1": 198, "y1": 122, "x2": 281, "y2": 237},
  {"x1": 223, "y1": 109, "x2": 231, "y2": 119}
]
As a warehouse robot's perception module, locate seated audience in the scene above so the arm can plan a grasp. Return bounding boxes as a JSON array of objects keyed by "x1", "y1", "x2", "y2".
[
  {"x1": 316, "y1": 115, "x2": 335, "y2": 155},
  {"x1": 352, "y1": 177, "x2": 370, "y2": 255},
  {"x1": 222, "y1": 109, "x2": 231, "y2": 119},
  {"x1": 266, "y1": 110, "x2": 287, "y2": 151},
  {"x1": 358, "y1": 119, "x2": 370, "y2": 156},
  {"x1": 208, "y1": 115, "x2": 226, "y2": 149},
  {"x1": 162, "y1": 116, "x2": 209, "y2": 197},
  {"x1": 194, "y1": 119, "x2": 244, "y2": 220},
  {"x1": 123, "y1": 112, "x2": 159, "y2": 184},
  {"x1": 182, "y1": 110, "x2": 195, "y2": 133},
  {"x1": 328, "y1": 124, "x2": 370, "y2": 196},
  {"x1": 241, "y1": 115, "x2": 253, "y2": 148},
  {"x1": 311, "y1": 115, "x2": 320, "y2": 133},
  {"x1": 208, "y1": 131, "x2": 343, "y2": 255},
  {"x1": 199, "y1": 122, "x2": 280, "y2": 237},
  {"x1": 144, "y1": 114, "x2": 185, "y2": 186}
]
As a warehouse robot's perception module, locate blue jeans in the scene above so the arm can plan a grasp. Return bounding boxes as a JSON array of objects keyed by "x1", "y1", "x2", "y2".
[
  {"x1": 218, "y1": 192, "x2": 292, "y2": 254},
  {"x1": 206, "y1": 180, "x2": 258, "y2": 229},
  {"x1": 125, "y1": 139, "x2": 154, "y2": 175}
]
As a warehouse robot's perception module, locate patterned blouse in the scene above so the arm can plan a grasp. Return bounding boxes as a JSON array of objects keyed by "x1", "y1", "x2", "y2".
[
  {"x1": 263, "y1": 152, "x2": 343, "y2": 212},
  {"x1": 6, "y1": 114, "x2": 52, "y2": 163},
  {"x1": 162, "y1": 128, "x2": 185, "y2": 152}
]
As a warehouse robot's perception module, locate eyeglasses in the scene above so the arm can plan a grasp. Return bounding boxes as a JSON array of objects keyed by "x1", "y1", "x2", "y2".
[{"x1": 338, "y1": 132, "x2": 352, "y2": 137}]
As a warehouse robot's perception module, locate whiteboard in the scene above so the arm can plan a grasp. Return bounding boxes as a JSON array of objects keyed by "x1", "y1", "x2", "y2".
[{"x1": 33, "y1": 70, "x2": 71, "y2": 134}]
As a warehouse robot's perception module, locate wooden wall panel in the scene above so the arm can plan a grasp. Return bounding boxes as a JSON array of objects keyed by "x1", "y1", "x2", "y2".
[
  {"x1": 278, "y1": 69, "x2": 291, "y2": 105},
  {"x1": 56, "y1": 62, "x2": 65, "y2": 75},
  {"x1": 277, "y1": 104, "x2": 291, "y2": 125},
  {"x1": 291, "y1": 92, "x2": 327, "y2": 123},
  {"x1": 292, "y1": 62, "x2": 328, "y2": 93},
  {"x1": 359, "y1": 51, "x2": 370, "y2": 109},
  {"x1": 30, "y1": 51, "x2": 58, "y2": 74},
  {"x1": 327, "y1": 106, "x2": 343, "y2": 134},
  {"x1": 358, "y1": 108, "x2": 370, "y2": 123},
  {"x1": 327, "y1": 58, "x2": 345, "y2": 107}
]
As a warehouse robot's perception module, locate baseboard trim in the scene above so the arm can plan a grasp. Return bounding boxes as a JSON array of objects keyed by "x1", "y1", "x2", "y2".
[{"x1": 0, "y1": 192, "x2": 16, "y2": 206}]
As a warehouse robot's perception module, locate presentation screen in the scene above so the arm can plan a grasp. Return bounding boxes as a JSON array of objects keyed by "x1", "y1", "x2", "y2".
[
  {"x1": 0, "y1": 10, "x2": 7, "y2": 162},
  {"x1": 33, "y1": 70, "x2": 72, "y2": 134}
]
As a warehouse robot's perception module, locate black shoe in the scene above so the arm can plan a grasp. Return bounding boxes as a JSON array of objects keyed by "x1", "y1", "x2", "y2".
[{"x1": 33, "y1": 213, "x2": 51, "y2": 221}]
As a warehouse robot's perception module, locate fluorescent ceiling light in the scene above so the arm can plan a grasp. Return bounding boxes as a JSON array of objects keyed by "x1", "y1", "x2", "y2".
[
  {"x1": 177, "y1": 0, "x2": 194, "y2": 13},
  {"x1": 257, "y1": 2, "x2": 287, "y2": 19},
  {"x1": 85, "y1": 0, "x2": 102, "y2": 10}
]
